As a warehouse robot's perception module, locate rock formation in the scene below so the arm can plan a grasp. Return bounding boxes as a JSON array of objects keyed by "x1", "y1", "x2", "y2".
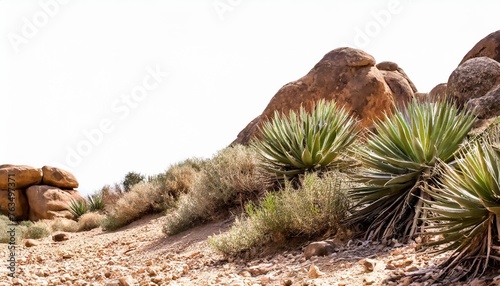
[
  {"x1": 444, "y1": 30, "x2": 500, "y2": 123},
  {"x1": 233, "y1": 47, "x2": 417, "y2": 145},
  {"x1": 0, "y1": 164, "x2": 84, "y2": 221},
  {"x1": 42, "y1": 165, "x2": 79, "y2": 189},
  {"x1": 460, "y1": 30, "x2": 500, "y2": 65},
  {"x1": 0, "y1": 164, "x2": 42, "y2": 189}
]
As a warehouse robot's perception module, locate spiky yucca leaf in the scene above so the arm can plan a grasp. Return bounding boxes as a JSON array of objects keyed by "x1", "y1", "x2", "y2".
[
  {"x1": 423, "y1": 142, "x2": 500, "y2": 282},
  {"x1": 69, "y1": 199, "x2": 89, "y2": 219},
  {"x1": 252, "y1": 99, "x2": 359, "y2": 179},
  {"x1": 88, "y1": 193, "x2": 105, "y2": 211},
  {"x1": 348, "y1": 100, "x2": 475, "y2": 243}
]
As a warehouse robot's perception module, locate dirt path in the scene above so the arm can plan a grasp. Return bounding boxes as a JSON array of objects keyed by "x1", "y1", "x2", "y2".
[{"x1": 0, "y1": 215, "x2": 489, "y2": 285}]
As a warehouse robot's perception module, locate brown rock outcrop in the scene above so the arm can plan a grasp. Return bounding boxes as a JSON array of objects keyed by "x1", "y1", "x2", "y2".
[
  {"x1": 42, "y1": 165, "x2": 79, "y2": 189},
  {"x1": 233, "y1": 47, "x2": 416, "y2": 145},
  {"x1": 460, "y1": 30, "x2": 500, "y2": 65},
  {"x1": 428, "y1": 83, "x2": 447, "y2": 102},
  {"x1": 0, "y1": 189, "x2": 29, "y2": 221},
  {"x1": 26, "y1": 185, "x2": 84, "y2": 221},
  {"x1": 0, "y1": 164, "x2": 42, "y2": 189}
]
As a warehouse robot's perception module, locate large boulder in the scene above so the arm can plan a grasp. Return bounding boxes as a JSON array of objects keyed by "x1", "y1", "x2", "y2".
[
  {"x1": 0, "y1": 189, "x2": 29, "y2": 221},
  {"x1": 42, "y1": 166, "x2": 79, "y2": 189},
  {"x1": 0, "y1": 165, "x2": 42, "y2": 189},
  {"x1": 447, "y1": 57, "x2": 500, "y2": 107},
  {"x1": 233, "y1": 47, "x2": 416, "y2": 145},
  {"x1": 25, "y1": 185, "x2": 84, "y2": 221},
  {"x1": 460, "y1": 30, "x2": 500, "y2": 65}
]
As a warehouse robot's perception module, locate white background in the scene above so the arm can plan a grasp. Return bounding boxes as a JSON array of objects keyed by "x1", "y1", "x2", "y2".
[{"x1": 1, "y1": 0, "x2": 498, "y2": 195}]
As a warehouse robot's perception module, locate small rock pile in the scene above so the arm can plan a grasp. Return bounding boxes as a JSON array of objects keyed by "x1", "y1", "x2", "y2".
[{"x1": 0, "y1": 165, "x2": 84, "y2": 221}]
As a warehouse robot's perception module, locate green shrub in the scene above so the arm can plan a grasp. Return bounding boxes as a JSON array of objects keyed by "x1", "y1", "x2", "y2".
[
  {"x1": 163, "y1": 145, "x2": 267, "y2": 235},
  {"x1": 68, "y1": 199, "x2": 89, "y2": 219},
  {"x1": 347, "y1": 100, "x2": 475, "y2": 243},
  {"x1": 208, "y1": 172, "x2": 350, "y2": 256},
  {"x1": 122, "y1": 171, "x2": 145, "y2": 192},
  {"x1": 423, "y1": 142, "x2": 500, "y2": 282},
  {"x1": 252, "y1": 99, "x2": 358, "y2": 181}
]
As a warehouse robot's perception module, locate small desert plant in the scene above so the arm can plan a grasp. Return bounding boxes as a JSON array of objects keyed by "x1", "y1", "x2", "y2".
[
  {"x1": 68, "y1": 199, "x2": 89, "y2": 219},
  {"x1": 122, "y1": 171, "x2": 145, "y2": 192},
  {"x1": 88, "y1": 193, "x2": 105, "y2": 212},
  {"x1": 163, "y1": 145, "x2": 266, "y2": 235},
  {"x1": 347, "y1": 100, "x2": 475, "y2": 243},
  {"x1": 423, "y1": 142, "x2": 500, "y2": 282},
  {"x1": 50, "y1": 218, "x2": 78, "y2": 233},
  {"x1": 252, "y1": 99, "x2": 358, "y2": 181},
  {"x1": 24, "y1": 221, "x2": 51, "y2": 239},
  {"x1": 78, "y1": 212, "x2": 104, "y2": 232},
  {"x1": 209, "y1": 172, "x2": 350, "y2": 256},
  {"x1": 102, "y1": 181, "x2": 164, "y2": 230}
]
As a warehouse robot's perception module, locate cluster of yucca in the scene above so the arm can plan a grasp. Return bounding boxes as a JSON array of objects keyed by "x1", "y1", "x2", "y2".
[
  {"x1": 347, "y1": 101, "x2": 475, "y2": 243},
  {"x1": 252, "y1": 96, "x2": 500, "y2": 282}
]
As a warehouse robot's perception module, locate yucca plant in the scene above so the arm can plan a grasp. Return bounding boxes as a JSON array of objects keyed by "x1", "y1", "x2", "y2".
[
  {"x1": 252, "y1": 99, "x2": 359, "y2": 180},
  {"x1": 423, "y1": 142, "x2": 500, "y2": 282},
  {"x1": 69, "y1": 199, "x2": 89, "y2": 219},
  {"x1": 88, "y1": 193, "x2": 105, "y2": 211},
  {"x1": 347, "y1": 100, "x2": 475, "y2": 243}
]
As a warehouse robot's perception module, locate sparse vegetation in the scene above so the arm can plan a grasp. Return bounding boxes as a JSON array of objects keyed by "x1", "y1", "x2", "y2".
[
  {"x1": 208, "y1": 172, "x2": 351, "y2": 256},
  {"x1": 163, "y1": 145, "x2": 267, "y2": 235},
  {"x1": 347, "y1": 100, "x2": 475, "y2": 243},
  {"x1": 252, "y1": 99, "x2": 358, "y2": 181}
]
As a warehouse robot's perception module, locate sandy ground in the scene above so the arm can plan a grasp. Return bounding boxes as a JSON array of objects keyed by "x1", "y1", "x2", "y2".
[{"x1": 0, "y1": 214, "x2": 496, "y2": 286}]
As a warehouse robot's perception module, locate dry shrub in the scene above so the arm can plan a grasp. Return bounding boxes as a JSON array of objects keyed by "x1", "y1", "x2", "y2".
[
  {"x1": 25, "y1": 220, "x2": 51, "y2": 239},
  {"x1": 163, "y1": 145, "x2": 267, "y2": 235},
  {"x1": 209, "y1": 172, "x2": 352, "y2": 256},
  {"x1": 163, "y1": 164, "x2": 200, "y2": 198},
  {"x1": 50, "y1": 218, "x2": 78, "y2": 233},
  {"x1": 102, "y1": 182, "x2": 164, "y2": 230},
  {"x1": 78, "y1": 212, "x2": 104, "y2": 231}
]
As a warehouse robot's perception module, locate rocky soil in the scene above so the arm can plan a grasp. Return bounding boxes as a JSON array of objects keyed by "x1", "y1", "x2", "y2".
[{"x1": 0, "y1": 214, "x2": 498, "y2": 286}]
